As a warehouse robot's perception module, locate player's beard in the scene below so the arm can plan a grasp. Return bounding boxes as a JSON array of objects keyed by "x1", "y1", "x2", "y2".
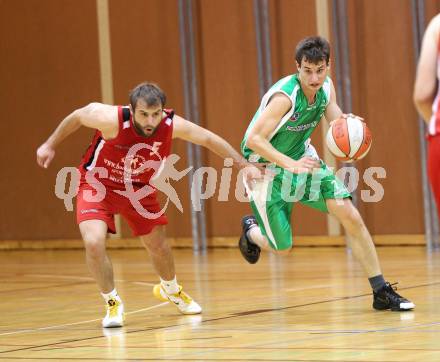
[{"x1": 133, "y1": 116, "x2": 156, "y2": 137}]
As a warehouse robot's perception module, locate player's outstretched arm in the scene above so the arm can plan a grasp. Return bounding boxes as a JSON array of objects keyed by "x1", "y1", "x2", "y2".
[
  {"x1": 414, "y1": 14, "x2": 440, "y2": 124},
  {"x1": 36, "y1": 103, "x2": 118, "y2": 168},
  {"x1": 172, "y1": 115, "x2": 264, "y2": 179}
]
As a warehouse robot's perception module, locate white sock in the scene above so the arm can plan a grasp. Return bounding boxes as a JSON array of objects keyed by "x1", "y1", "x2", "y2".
[
  {"x1": 246, "y1": 224, "x2": 258, "y2": 244},
  {"x1": 101, "y1": 288, "x2": 121, "y2": 303},
  {"x1": 160, "y1": 276, "x2": 179, "y2": 294}
]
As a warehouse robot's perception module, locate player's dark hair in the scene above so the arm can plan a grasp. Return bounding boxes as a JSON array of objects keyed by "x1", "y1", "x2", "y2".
[
  {"x1": 295, "y1": 36, "x2": 330, "y2": 65},
  {"x1": 129, "y1": 82, "x2": 166, "y2": 110}
]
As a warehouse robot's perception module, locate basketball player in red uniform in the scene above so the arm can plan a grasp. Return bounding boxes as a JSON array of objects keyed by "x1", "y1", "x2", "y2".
[
  {"x1": 36, "y1": 82, "x2": 262, "y2": 327},
  {"x1": 414, "y1": 13, "x2": 440, "y2": 221}
]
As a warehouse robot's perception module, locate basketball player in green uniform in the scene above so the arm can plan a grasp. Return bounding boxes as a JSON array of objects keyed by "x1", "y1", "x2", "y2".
[{"x1": 239, "y1": 36, "x2": 414, "y2": 311}]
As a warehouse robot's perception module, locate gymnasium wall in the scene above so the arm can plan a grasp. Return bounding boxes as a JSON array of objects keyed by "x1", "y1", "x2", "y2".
[
  {"x1": 0, "y1": 0, "x2": 436, "y2": 241},
  {"x1": 347, "y1": 0, "x2": 423, "y2": 235}
]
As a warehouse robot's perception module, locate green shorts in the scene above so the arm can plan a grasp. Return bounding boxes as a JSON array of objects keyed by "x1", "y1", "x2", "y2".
[{"x1": 246, "y1": 160, "x2": 351, "y2": 250}]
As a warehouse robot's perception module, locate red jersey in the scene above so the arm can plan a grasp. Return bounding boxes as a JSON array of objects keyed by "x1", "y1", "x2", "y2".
[{"x1": 79, "y1": 106, "x2": 174, "y2": 189}]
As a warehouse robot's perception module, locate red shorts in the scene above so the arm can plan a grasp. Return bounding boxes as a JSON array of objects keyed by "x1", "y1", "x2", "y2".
[
  {"x1": 428, "y1": 134, "x2": 440, "y2": 220},
  {"x1": 76, "y1": 182, "x2": 168, "y2": 236}
]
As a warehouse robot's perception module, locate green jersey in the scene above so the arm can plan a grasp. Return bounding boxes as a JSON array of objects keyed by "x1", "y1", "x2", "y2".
[{"x1": 241, "y1": 74, "x2": 331, "y2": 162}]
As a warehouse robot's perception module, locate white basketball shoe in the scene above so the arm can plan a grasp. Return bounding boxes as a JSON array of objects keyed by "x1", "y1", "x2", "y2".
[
  {"x1": 153, "y1": 284, "x2": 202, "y2": 315},
  {"x1": 102, "y1": 298, "x2": 125, "y2": 328}
]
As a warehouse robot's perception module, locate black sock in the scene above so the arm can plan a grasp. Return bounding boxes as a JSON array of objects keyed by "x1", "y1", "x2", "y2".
[{"x1": 369, "y1": 274, "x2": 386, "y2": 292}]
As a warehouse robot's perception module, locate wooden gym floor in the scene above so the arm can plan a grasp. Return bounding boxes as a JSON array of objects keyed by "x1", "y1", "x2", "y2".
[{"x1": 1, "y1": 245, "x2": 439, "y2": 361}]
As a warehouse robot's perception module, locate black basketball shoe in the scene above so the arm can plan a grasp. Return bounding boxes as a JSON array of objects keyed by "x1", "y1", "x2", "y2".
[
  {"x1": 373, "y1": 282, "x2": 415, "y2": 311},
  {"x1": 238, "y1": 215, "x2": 261, "y2": 264}
]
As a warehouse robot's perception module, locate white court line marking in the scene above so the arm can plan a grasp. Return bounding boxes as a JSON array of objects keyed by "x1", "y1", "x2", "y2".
[
  {"x1": 131, "y1": 281, "x2": 155, "y2": 286},
  {"x1": 285, "y1": 284, "x2": 341, "y2": 292},
  {"x1": 160, "y1": 320, "x2": 440, "y2": 361},
  {"x1": 25, "y1": 274, "x2": 155, "y2": 286},
  {"x1": 26, "y1": 274, "x2": 95, "y2": 281},
  {"x1": 0, "y1": 302, "x2": 169, "y2": 337}
]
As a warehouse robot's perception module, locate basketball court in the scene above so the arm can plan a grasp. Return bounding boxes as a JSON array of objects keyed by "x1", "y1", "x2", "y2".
[{"x1": 1, "y1": 245, "x2": 439, "y2": 361}]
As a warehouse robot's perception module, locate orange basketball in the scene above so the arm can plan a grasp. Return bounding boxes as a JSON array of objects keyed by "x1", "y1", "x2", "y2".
[{"x1": 326, "y1": 115, "x2": 372, "y2": 162}]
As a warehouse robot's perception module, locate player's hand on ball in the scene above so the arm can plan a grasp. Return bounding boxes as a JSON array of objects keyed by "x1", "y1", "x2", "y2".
[
  {"x1": 341, "y1": 113, "x2": 364, "y2": 121},
  {"x1": 330, "y1": 113, "x2": 363, "y2": 127},
  {"x1": 36, "y1": 143, "x2": 55, "y2": 169}
]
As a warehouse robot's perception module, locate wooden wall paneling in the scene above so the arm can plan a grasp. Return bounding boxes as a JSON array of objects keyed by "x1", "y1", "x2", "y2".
[
  {"x1": 0, "y1": 0, "x2": 101, "y2": 239},
  {"x1": 0, "y1": 0, "x2": 430, "y2": 242},
  {"x1": 195, "y1": 0, "x2": 261, "y2": 239},
  {"x1": 347, "y1": 0, "x2": 424, "y2": 234},
  {"x1": 425, "y1": 0, "x2": 440, "y2": 23}
]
